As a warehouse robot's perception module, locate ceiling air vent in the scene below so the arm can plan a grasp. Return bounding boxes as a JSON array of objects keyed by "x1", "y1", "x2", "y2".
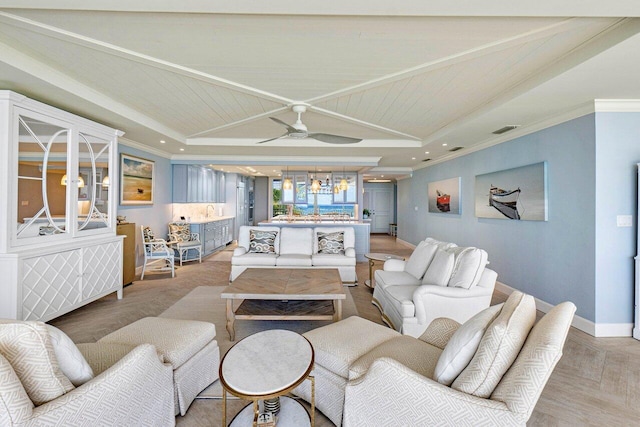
[
  {"x1": 492, "y1": 125, "x2": 520, "y2": 135},
  {"x1": 422, "y1": 158, "x2": 432, "y2": 162},
  {"x1": 448, "y1": 146, "x2": 463, "y2": 152}
]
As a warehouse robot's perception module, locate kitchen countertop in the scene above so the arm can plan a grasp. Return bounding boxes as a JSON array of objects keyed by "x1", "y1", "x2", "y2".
[{"x1": 188, "y1": 215, "x2": 235, "y2": 224}]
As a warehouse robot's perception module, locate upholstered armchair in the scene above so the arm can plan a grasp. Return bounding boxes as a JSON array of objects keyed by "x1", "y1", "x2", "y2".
[
  {"x1": 0, "y1": 320, "x2": 174, "y2": 427},
  {"x1": 372, "y1": 238, "x2": 497, "y2": 337},
  {"x1": 294, "y1": 292, "x2": 576, "y2": 427},
  {"x1": 167, "y1": 221, "x2": 202, "y2": 266},
  {"x1": 140, "y1": 225, "x2": 175, "y2": 279}
]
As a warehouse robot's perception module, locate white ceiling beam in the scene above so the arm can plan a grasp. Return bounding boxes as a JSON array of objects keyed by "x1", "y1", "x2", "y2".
[
  {"x1": 187, "y1": 107, "x2": 289, "y2": 138},
  {"x1": 186, "y1": 138, "x2": 421, "y2": 148},
  {"x1": 0, "y1": 39, "x2": 186, "y2": 143},
  {"x1": 1, "y1": 1, "x2": 639, "y2": 18},
  {"x1": 170, "y1": 155, "x2": 381, "y2": 167}
]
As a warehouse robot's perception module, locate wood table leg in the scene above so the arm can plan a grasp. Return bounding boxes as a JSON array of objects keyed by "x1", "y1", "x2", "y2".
[
  {"x1": 226, "y1": 299, "x2": 236, "y2": 341},
  {"x1": 333, "y1": 299, "x2": 343, "y2": 321}
]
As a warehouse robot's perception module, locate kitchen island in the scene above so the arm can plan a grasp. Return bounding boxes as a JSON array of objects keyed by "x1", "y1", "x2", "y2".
[{"x1": 258, "y1": 218, "x2": 370, "y2": 261}]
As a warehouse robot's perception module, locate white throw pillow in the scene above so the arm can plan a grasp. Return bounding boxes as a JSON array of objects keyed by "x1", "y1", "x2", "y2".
[
  {"x1": 404, "y1": 241, "x2": 438, "y2": 280},
  {"x1": 433, "y1": 304, "x2": 503, "y2": 385},
  {"x1": 448, "y1": 247, "x2": 488, "y2": 289},
  {"x1": 0, "y1": 321, "x2": 74, "y2": 405},
  {"x1": 421, "y1": 249, "x2": 455, "y2": 286},
  {"x1": 46, "y1": 325, "x2": 94, "y2": 387}
]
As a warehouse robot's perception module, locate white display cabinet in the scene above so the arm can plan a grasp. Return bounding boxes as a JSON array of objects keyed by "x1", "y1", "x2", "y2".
[{"x1": 0, "y1": 91, "x2": 124, "y2": 321}]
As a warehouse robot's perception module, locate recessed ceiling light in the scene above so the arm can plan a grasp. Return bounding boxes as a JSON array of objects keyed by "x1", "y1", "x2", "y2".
[
  {"x1": 179, "y1": 148, "x2": 184, "y2": 151},
  {"x1": 412, "y1": 157, "x2": 416, "y2": 160},
  {"x1": 381, "y1": 175, "x2": 384, "y2": 177},
  {"x1": 425, "y1": 151, "x2": 429, "y2": 154},
  {"x1": 442, "y1": 143, "x2": 448, "y2": 146},
  {"x1": 160, "y1": 140, "x2": 165, "y2": 144}
]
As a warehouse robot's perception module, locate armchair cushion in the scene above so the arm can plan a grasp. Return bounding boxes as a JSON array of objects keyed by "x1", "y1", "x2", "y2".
[
  {"x1": 168, "y1": 222, "x2": 192, "y2": 242},
  {"x1": 0, "y1": 321, "x2": 74, "y2": 406},
  {"x1": 434, "y1": 303, "x2": 503, "y2": 386},
  {"x1": 419, "y1": 317, "x2": 461, "y2": 350},
  {"x1": 386, "y1": 285, "x2": 420, "y2": 317},
  {"x1": 0, "y1": 352, "x2": 33, "y2": 425},
  {"x1": 375, "y1": 270, "x2": 420, "y2": 287},
  {"x1": 382, "y1": 258, "x2": 406, "y2": 272},
  {"x1": 404, "y1": 240, "x2": 438, "y2": 280},
  {"x1": 248, "y1": 229, "x2": 278, "y2": 253},
  {"x1": 452, "y1": 291, "x2": 536, "y2": 398},
  {"x1": 45, "y1": 325, "x2": 94, "y2": 387},
  {"x1": 422, "y1": 249, "x2": 455, "y2": 286},
  {"x1": 448, "y1": 247, "x2": 489, "y2": 289}
]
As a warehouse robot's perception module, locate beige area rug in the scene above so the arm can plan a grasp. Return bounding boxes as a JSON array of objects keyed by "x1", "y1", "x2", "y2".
[{"x1": 159, "y1": 285, "x2": 358, "y2": 398}]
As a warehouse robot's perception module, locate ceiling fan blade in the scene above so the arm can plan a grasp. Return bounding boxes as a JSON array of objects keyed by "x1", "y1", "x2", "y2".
[
  {"x1": 308, "y1": 133, "x2": 362, "y2": 144},
  {"x1": 256, "y1": 133, "x2": 288, "y2": 144},
  {"x1": 269, "y1": 117, "x2": 297, "y2": 134}
]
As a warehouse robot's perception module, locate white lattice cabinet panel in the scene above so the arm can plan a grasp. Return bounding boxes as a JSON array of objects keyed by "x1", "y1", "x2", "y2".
[
  {"x1": 22, "y1": 250, "x2": 82, "y2": 321},
  {"x1": 82, "y1": 241, "x2": 121, "y2": 300}
]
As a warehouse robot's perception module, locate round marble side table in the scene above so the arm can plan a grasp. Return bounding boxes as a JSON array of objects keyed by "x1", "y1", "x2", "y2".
[
  {"x1": 364, "y1": 252, "x2": 405, "y2": 288},
  {"x1": 220, "y1": 329, "x2": 315, "y2": 426}
]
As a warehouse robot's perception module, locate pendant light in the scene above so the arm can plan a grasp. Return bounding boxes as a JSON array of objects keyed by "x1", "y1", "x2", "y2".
[
  {"x1": 102, "y1": 175, "x2": 110, "y2": 188},
  {"x1": 282, "y1": 166, "x2": 292, "y2": 190},
  {"x1": 61, "y1": 174, "x2": 85, "y2": 188},
  {"x1": 339, "y1": 166, "x2": 348, "y2": 191}
]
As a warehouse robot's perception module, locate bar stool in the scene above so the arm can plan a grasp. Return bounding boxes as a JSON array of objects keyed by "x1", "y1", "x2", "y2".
[{"x1": 389, "y1": 223, "x2": 397, "y2": 236}]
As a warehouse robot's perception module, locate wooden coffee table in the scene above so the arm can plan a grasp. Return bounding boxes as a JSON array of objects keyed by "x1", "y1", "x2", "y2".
[{"x1": 221, "y1": 268, "x2": 346, "y2": 341}]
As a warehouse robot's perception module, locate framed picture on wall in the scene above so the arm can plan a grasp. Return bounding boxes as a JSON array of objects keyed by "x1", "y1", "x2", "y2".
[
  {"x1": 474, "y1": 161, "x2": 547, "y2": 221},
  {"x1": 428, "y1": 177, "x2": 461, "y2": 214},
  {"x1": 120, "y1": 154, "x2": 154, "y2": 205}
]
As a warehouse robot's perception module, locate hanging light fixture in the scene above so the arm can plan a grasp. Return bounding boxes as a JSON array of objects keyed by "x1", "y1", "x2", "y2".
[
  {"x1": 282, "y1": 166, "x2": 292, "y2": 190},
  {"x1": 102, "y1": 175, "x2": 110, "y2": 188},
  {"x1": 339, "y1": 166, "x2": 348, "y2": 191},
  {"x1": 310, "y1": 167, "x2": 321, "y2": 193}
]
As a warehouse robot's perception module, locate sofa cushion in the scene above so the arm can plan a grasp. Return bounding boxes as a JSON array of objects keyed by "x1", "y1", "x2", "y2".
[
  {"x1": 313, "y1": 227, "x2": 355, "y2": 253},
  {"x1": 232, "y1": 253, "x2": 278, "y2": 266},
  {"x1": 280, "y1": 227, "x2": 313, "y2": 255},
  {"x1": 422, "y1": 249, "x2": 455, "y2": 286},
  {"x1": 238, "y1": 226, "x2": 281, "y2": 253},
  {"x1": 276, "y1": 254, "x2": 313, "y2": 266},
  {"x1": 433, "y1": 303, "x2": 503, "y2": 386},
  {"x1": 452, "y1": 291, "x2": 536, "y2": 398},
  {"x1": 248, "y1": 229, "x2": 278, "y2": 253},
  {"x1": 317, "y1": 231, "x2": 344, "y2": 254},
  {"x1": 0, "y1": 321, "x2": 74, "y2": 406},
  {"x1": 349, "y1": 335, "x2": 442, "y2": 381},
  {"x1": 448, "y1": 247, "x2": 489, "y2": 289},
  {"x1": 424, "y1": 237, "x2": 458, "y2": 251},
  {"x1": 312, "y1": 253, "x2": 356, "y2": 267},
  {"x1": 375, "y1": 270, "x2": 421, "y2": 289},
  {"x1": 46, "y1": 325, "x2": 94, "y2": 387},
  {"x1": 385, "y1": 285, "x2": 420, "y2": 318},
  {"x1": 303, "y1": 316, "x2": 399, "y2": 378},
  {"x1": 404, "y1": 241, "x2": 438, "y2": 280},
  {"x1": 0, "y1": 352, "x2": 33, "y2": 424}
]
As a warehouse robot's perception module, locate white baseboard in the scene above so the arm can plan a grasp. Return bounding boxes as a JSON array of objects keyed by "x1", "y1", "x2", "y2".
[
  {"x1": 395, "y1": 238, "x2": 416, "y2": 249},
  {"x1": 494, "y1": 281, "x2": 632, "y2": 338}
]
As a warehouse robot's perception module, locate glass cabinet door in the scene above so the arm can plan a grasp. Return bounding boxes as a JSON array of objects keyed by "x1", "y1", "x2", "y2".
[
  {"x1": 77, "y1": 131, "x2": 111, "y2": 231},
  {"x1": 16, "y1": 114, "x2": 70, "y2": 240}
]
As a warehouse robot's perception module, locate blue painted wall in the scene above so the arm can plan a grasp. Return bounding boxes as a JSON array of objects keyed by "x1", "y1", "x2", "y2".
[
  {"x1": 594, "y1": 112, "x2": 640, "y2": 323},
  {"x1": 398, "y1": 114, "x2": 600, "y2": 322},
  {"x1": 117, "y1": 145, "x2": 173, "y2": 267}
]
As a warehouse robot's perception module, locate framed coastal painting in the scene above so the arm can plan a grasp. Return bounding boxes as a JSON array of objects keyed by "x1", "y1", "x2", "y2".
[
  {"x1": 428, "y1": 177, "x2": 461, "y2": 214},
  {"x1": 120, "y1": 154, "x2": 154, "y2": 205},
  {"x1": 474, "y1": 161, "x2": 547, "y2": 221}
]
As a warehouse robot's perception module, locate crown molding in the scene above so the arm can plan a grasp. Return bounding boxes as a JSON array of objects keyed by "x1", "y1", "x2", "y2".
[
  {"x1": 118, "y1": 137, "x2": 172, "y2": 159},
  {"x1": 594, "y1": 99, "x2": 640, "y2": 112}
]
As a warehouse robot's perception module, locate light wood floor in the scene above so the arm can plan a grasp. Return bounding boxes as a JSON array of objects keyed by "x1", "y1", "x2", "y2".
[{"x1": 51, "y1": 234, "x2": 640, "y2": 426}]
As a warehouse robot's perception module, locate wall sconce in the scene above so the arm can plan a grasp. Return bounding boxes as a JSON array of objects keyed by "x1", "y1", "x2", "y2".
[{"x1": 61, "y1": 174, "x2": 85, "y2": 188}]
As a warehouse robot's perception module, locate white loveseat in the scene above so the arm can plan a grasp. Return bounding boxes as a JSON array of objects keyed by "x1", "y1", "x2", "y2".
[
  {"x1": 372, "y1": 238, "x2": 497, "y2": 337},
  {"x1": 231, "y1": 225, "x2": 357, "y2": 284}
]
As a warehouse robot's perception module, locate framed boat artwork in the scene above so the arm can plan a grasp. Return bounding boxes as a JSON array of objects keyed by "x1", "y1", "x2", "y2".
[
  {"x1": 475, "y1": 162, "x2": 547, "y2": 221},
  {"x1": 428, "y1": 177, "x2": 461, "y2": 214},
  {"x1": 120, "y1": 154, "x2": 154, "y2": 205}
]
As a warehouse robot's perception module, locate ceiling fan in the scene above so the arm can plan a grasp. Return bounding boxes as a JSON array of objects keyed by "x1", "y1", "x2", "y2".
[{"x1": 257, "y1": 104, "x2": 362, "y2": 144}]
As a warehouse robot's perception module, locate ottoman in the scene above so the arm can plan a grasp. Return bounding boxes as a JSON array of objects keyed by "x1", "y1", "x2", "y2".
[
  {"x1": 292, "y1": 316, "x2": 399, "y2": 426},
  {"x1": 98, "y1": 317, "x2": 220, "y2": 416}
]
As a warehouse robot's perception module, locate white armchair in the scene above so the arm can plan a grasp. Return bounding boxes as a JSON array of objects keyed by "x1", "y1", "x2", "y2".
[
  {"x1": 372, "y1": 238, "x2": 497, "y2": 337},
  {"x1": 141, "y1": 225, "x2": 175, "y2": 280},
  {"x1": 167, "y1": 221, "x2": 202, "y2": 266},
  {"x1": 294, "y1": 292, "x2": 576, "y2": 427}
]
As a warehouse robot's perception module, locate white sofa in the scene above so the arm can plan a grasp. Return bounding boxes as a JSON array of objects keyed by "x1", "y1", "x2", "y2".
[
  {"x1": 231, "y1": 226, "x2": 357, "y2": 284},
  {"x1": 372, "y1": 238, "x2": 497, "y2": 337}
]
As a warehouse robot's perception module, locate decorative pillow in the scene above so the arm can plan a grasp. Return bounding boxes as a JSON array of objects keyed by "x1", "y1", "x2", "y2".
[
  {"x1": 248, "y1": 229, "x2": 278, "y2": 253},
  {"x1": 317, "y1": 231, "x2": 345, "y2": 254},
  {"x1": 169, "y1": 223, "x2": 191, "y2": 242},
  {"x1": 451, "y1": 291, "x2": 536, "y2": 398},
  {"x1": 45, "y1": 325, "x2": 94, "y2": 387},
  {"x1": 422, "y1": 249, "x2": 455, "y2": 286},
  {"x1": 0, "y1": 321, "x2": 74, "y2": 405},
  {"x1": 142, "y1": 226, "x2": 155, "y2": 242},
  {"x1": 0, "y1": 352, "x2": 33, "y2": 424},
  {"x1": 447, "y1": 247, "x2": 488, "y2": 289},
  {"x1": 404, "y1": 241, "x2": 438, "y2": 280},
  {"x1": 433, "y1": 303, "x2": 503, "y2": 385}
]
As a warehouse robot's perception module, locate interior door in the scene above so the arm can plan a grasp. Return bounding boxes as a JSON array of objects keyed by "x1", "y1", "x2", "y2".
[{"x1": 372, "y1": 189, "x2": 392, "y2": 233}]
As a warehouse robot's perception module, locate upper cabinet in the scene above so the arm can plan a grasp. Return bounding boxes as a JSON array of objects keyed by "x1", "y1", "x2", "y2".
[
  {"x1": 0, "y1": 91, "x2": 122, "y2": 251},
  {"x1": 173, "y1": 164, "x2": 226, "y2": 203}
]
